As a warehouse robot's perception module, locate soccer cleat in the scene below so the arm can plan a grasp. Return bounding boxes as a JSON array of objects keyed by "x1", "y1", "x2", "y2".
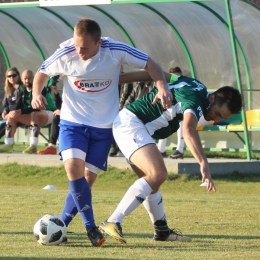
[
  {"x1": 154, "y1": 228, "x2": 192, "y2": 242},
  {"x1": 160, "y1": 152, "x2": 167, "y2": 158},
  {"x1": 99, "y1": 220, "x2": 126, "y2": 244},
  {"x1": 0, "y1": 144, "x2": 13, "y2": 153},
  {"x1": 87, "y1": 226, "x2": 106, "y2": 247},
  {"x1": 153, "y1": 220, "x2": 192, "y2": 242},
  {"x1": 22, "y1": 145, "x2": 37, "y2": 154},
  {"x1": 37, "y1": 146, "x2": 57, "y2": 155},
  {"x1": 169, "y1": 150, "x2": 184, "y2": 159}
]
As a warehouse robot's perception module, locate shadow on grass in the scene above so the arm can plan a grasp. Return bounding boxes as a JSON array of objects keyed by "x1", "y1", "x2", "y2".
[{"x1": 126, "y1": 232, "x2": 260, "y2": 240}]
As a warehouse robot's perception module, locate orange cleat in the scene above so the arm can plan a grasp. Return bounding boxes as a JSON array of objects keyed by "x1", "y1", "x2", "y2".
[{"x1": 37, "y1": 146, "x2": 57, "y2": 155}]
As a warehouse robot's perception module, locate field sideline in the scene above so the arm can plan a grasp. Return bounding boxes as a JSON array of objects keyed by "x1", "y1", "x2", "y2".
[{"x1": 0, "y1": 163, "x2": 259, "y2": 260}]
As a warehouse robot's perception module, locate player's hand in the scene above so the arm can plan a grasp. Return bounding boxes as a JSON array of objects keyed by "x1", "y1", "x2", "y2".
[
  {"x1": 200, "y1": 164, "x2": 216, "y2": 192},
  {"x1": 152, "y1": 88, "x2": 173, "y2": 109},
  {"x1": 31, "y1": 95, "x2": 47, "y2": 110}
]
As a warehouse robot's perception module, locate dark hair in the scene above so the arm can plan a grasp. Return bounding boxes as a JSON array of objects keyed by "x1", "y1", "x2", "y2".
[
  {"x1": 213, "y1": 86, "x2": 242, "y2": 114},
  {"x1": 74, "y1": 19, "x2": 101, "y2": 43},
  {"x1": 169, "y1": 66, "x2": 182, "y2": 76}
]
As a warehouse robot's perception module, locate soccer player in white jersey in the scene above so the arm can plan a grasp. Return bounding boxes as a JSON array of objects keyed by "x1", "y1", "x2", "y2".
[
  {"x1": 31, "y1": 19, "x2": 172, "y2": 247},
  {"x1": 100, "y1": 70, "x2": 242, "y2": 244}
]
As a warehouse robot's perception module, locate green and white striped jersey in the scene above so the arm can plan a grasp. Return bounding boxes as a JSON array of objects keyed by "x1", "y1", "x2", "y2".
[{"x1": 126, "y1": 76, "x2": 210, "y2": 139}]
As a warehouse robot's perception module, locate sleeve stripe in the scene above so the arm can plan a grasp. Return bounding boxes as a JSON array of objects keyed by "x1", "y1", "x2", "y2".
[
  {"x1": 39, "y1": 45, "x2": 75, "y2": 71},
  {"x1": 101, "y1": 39, "x2": 148, "y2": 61}
]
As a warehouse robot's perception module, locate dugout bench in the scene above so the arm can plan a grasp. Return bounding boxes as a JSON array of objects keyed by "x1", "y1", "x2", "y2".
[{"x1": 196, "y1": 109, "x2": 260, "y2": 157}]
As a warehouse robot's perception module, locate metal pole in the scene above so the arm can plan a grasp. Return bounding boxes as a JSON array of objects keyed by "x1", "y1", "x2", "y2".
[{"x1": 225, "y1": 0, "x2": 251, "y2": 160}]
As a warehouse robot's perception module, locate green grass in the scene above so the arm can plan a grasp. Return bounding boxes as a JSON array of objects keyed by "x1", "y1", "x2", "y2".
[{"x1": 0, "y1": 163, "x2": 260, "y2": 260}]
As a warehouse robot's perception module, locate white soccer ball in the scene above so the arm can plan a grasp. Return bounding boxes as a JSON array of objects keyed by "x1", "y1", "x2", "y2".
[{"x1": 33, "y1": 214, "x2": 67, "y2": 246}]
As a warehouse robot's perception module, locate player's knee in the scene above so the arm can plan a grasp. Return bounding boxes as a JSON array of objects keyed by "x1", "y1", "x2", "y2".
[{"x1": 155, "y1": 170, "x2": 167, "y2": 185}]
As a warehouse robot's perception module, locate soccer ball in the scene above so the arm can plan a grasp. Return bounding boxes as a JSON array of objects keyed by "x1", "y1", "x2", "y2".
[{"x1": 33, "y1": 214, "x2": 67, "y2": 246}]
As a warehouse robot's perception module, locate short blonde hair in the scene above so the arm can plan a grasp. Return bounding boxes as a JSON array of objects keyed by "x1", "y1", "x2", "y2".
[{"x1": 74, "y1": 19, "x2": 101, "y2": 43}]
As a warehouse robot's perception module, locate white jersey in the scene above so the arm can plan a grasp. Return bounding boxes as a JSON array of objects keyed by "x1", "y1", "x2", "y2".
[{"x1": 38, "y1": 37, "x2": 148, "y2": 128}]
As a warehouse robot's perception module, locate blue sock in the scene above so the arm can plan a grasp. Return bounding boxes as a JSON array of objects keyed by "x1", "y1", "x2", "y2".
[
  {"x1": 69, "y1": 177, "x2": 95, "y2": 231},
  {"x1": 60, "y1": 192, "x2": 78, "y2": 227}
]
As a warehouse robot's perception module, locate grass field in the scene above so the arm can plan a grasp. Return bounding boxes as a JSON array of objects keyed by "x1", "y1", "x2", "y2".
[{"x1": 0, "y1": 163, "x2": 260, "y2": 260}]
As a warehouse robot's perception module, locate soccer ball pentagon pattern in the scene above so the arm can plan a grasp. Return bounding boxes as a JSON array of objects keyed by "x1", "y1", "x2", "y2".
[{"x1": 33, "y1": 214, "x2": 67, "y2": 246}]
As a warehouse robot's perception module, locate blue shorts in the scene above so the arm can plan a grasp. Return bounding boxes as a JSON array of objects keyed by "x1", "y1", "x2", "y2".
[{"x1": 59, "y1": 120, "x2": 113, "y2": 171}]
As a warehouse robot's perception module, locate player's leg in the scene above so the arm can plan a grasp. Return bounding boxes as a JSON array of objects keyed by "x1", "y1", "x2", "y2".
[
  {"x1": 169, "y1": 121, "x2": 184, "y2": 159},
  {"x1": 142, "y1": 190, "x2": 192, "y2": 242},
  {"x1": 59, "y1": 123, "x2": 112, "y2": 247},
  {"x1": 60, "y1": 168, "x2": 98, "y2": 228},
  {"x1": 157, "y1": 138, "x2": 168, "y2": 157},
  {"x1": 100, "y1": 109, "x2": 166, "y2": 243},
  {"x1": 129, "y1": 164, "x2": 190, "y2": 241},
  {"x1": 100, "y1": 143, "x2": 166, "y2": 242}
]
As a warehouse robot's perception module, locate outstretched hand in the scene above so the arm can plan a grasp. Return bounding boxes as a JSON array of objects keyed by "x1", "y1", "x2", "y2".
[
  {"x1": 31, "y1": 95, "x2": 47, "y2": 110},
  {"x1": 200, "y1": 165, "x2": 216, "y2": 192},
  {"x1": 152, "y1": 88, "x2": 173, "y2": 109}
]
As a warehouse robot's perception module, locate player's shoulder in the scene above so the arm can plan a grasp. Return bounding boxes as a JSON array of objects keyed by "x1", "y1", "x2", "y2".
[
  {"x1": 101, "y1": 37, "x2": 129, "y2": 50},
  {"x1": 59, "y1": 38, "x2": 74, "y2": 49},
  {"x1": 55, "y1": 38, "x2": 77, "y2": 62}
]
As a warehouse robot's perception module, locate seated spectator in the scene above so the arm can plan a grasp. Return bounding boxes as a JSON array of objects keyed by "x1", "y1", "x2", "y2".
[
  {"x1": 0, "y1": 70, "x2": 56, "y2": 154},
  {"x1": 0, "y1": 67, "x2": 24, "y2": 140},
  {"x1": 38, "y1": 76, "x2": 61, "y2": 155}
]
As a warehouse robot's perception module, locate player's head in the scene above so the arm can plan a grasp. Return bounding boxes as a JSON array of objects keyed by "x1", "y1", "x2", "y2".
[
  {"x1": 74, "y1": 19, "x2": 102, "y2": 60},
  {"x1": 204, "y1": 86, "x2": 242, "y2": 122},
  {"x1": 21, "y1": 69, "x2": 34, "y2": 90},
  {"x1": 169, "y1": 67, "x2": 182, "y2": 76}
]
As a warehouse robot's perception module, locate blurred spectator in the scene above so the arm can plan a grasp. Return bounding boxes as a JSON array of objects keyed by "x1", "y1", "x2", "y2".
[
  {"x1": 0, "y1": 70, "x2": 56, "y2": 154},
  {"x1": 0, "y1": 67, "x2": 24, "y2": 139}
]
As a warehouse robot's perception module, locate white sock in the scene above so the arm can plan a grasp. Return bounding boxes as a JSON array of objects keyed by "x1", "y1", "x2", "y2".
[
  {"x1": 177, "y1": 121, "x2": 184, "y2": 153},
  {"x1": 107, "y1": 178, "x2": 153, "y2": 224},
  {"x1": 157, "y1": 138, "x2": 167, "y2": 153},
  {"x1": 142, "y1": 191, "x2": 166, "y2": 224},
  {"x1": 30, "y1": 137, "x2": 38, "y2": 146},
  {"x1": 5, "y1": 138, "x2": 14, "y2": 145},
  {"x1": 50, "y1": 144, "x2": 56, "y2": 148}
]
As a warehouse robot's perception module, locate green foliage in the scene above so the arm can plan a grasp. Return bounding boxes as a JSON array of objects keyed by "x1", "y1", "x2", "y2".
[{"x1": 0, "y1": 163, "x2": 260, "y2": 260}]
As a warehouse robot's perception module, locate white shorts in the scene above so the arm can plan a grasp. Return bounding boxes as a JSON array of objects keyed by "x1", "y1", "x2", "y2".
[
  {"x1": 44, "y1": 110, "x2": 54, "y2": 126},
  {"x1": 113, "y1": 108, "x2": 155, "y2": 161}
]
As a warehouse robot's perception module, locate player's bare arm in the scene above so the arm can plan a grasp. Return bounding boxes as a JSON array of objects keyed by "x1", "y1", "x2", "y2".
[
  {"x1": 31, "y1": 72, "x2": 49, "y2": 109},
  {"x1": 182, "y1": 112, "x2": 216, "y2": 192},
  {"x1": 144, "y1": 57, "x2": 172, "y2": 109}
]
